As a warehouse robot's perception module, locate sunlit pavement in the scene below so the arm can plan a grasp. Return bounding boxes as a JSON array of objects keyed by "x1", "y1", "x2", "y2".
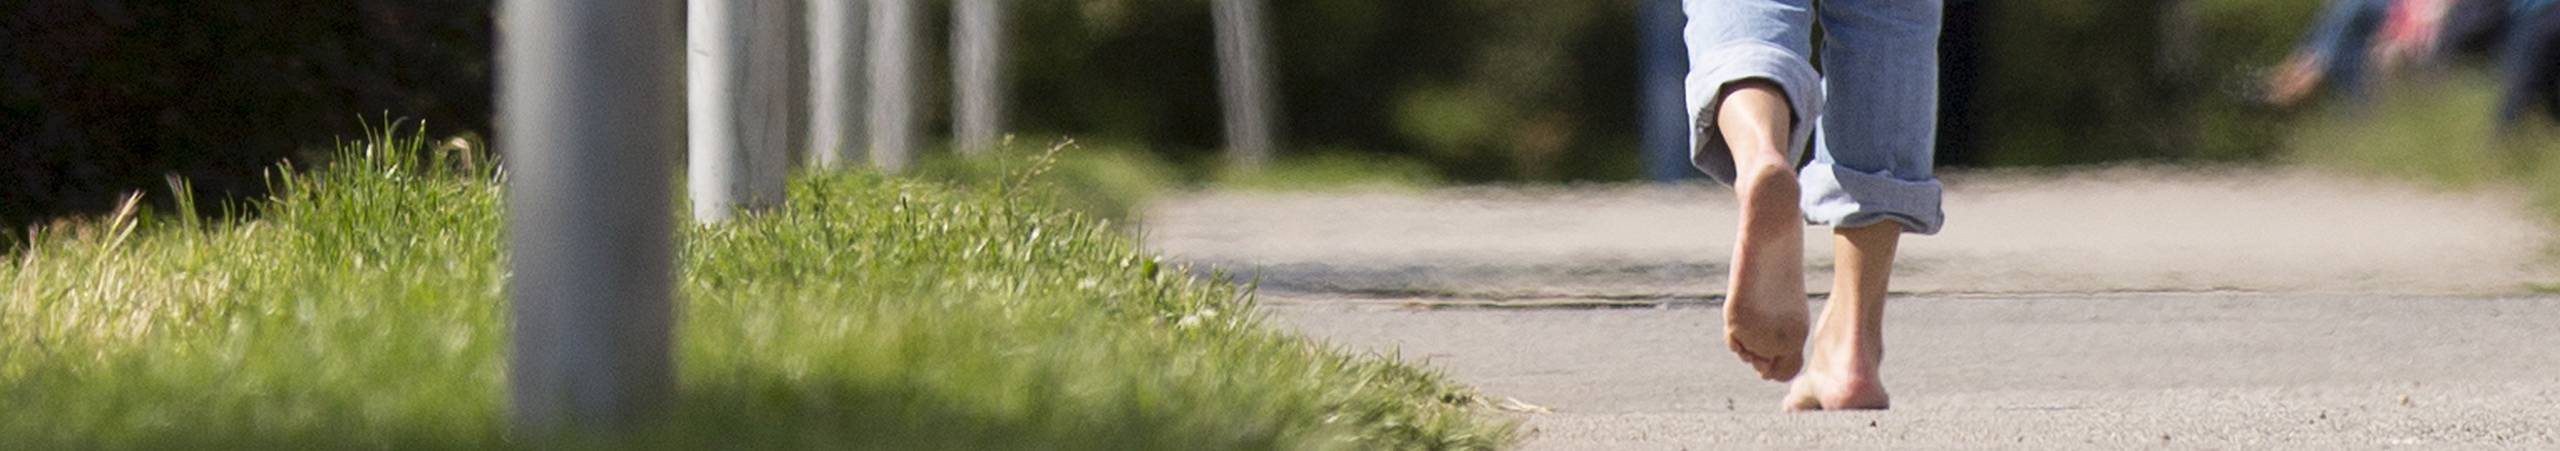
[
  {"x1": 1149, "y1": 168, "x2": 2560, "y2": 447},
  {"x1": 1277, "y1": 295, "x2": 2560, "y2": 448}
]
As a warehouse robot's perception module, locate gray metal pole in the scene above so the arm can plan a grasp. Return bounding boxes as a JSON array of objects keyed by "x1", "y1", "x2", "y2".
[
  {"x1": 952, "y1": 0, "x2": 1010, "y2": 155},
  {"x1": 867, "y1": 0, "x2": 921, "y2": 172},
  {"x1": 1213, "y1": 0, "x2": 1278, "y2": 171},
  {"x1": 809, "y1": 0, "x2": 868, "y2": 168},
  {"x1": 498, "y1": 0, "x2": 680, "y2": 435},
  {"x1": 689, "y1": 0, "x2": 803, "y2": 223}
]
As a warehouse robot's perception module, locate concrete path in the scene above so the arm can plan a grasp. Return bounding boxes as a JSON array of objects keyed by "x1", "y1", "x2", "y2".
[{"x1": 1144, "y1": 167, "x2": 2560, "y2": 448}]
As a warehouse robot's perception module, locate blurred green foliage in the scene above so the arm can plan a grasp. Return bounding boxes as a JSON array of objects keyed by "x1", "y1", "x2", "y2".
[
  {"x1": 914, "y1": 137, "x2": 1179, "y2": 225},
  {"x1": 1210, "y1": 150, "x2": 1445, "y2": 192},
  {"x1": 6, "y1": 0, "x2": 2362, "y2": 229},
  {"x1": 3, "y1": 0, "x2": 493, "y2": 230},
  {"x1": 1967, "y1": 0, "x2": 2321, "y2": 165},
  {"x1": 1011, "y1": 1, "x2": 1641, "y2": 183},
  {"x1": 2286, "y1": 72, "x2": 2560, "y2": 222},
  {"x1": 1016, "y1": 0, "x2": 2344, "y2": 172}
]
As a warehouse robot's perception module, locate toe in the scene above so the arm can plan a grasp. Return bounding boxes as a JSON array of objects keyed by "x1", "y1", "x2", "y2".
[
  {"x1": 1727, "y1": 339, "x2": 1801, "y2": 381},
  {"x1": 1727, "y1": 336, "x2": 1767, "y2": 364},
  {"x1": 1763, "y1": 355, "x2": 1802, "y2": 382}
]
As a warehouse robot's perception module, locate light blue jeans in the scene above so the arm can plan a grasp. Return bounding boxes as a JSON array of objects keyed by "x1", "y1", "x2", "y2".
[{"x1": 1685, "y1": 0, "x2": 1946, "y2": 235}]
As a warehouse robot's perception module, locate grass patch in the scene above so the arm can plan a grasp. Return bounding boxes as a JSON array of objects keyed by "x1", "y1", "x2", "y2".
[
  {"x1": 0, "y1": 127, "x2": 1515, "y2": 449},
  {"x1": 1210, "y1": 151, "x2": 1444, "y2": 193},
  {"x1": 916, "y1": 139, "x2": 1178, "y2": 226},
  {"x1": 2285, "y1": 72, "x2": 2560, "y2": 220}
]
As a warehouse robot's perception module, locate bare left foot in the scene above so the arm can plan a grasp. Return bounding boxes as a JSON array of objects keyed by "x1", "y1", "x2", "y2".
[{"x1": 1721, "y1": 163, "x2": 1810, "y2": 381}]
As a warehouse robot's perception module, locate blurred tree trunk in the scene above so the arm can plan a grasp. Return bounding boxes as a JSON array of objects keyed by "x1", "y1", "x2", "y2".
[
  {"x1": 809, "y1": 0, "x2": 867, "y2": 168},
  {"x1": 688, "y1": 0, "x2": 805, "y2": 223},
  {"x1": 1214, "y1": 0, "x2": 1279, "y2": 171},
  {"x1": 867, "y1": 0, "x2": 921, "y2": 172},
  {"x1": 953, "y1": 0, "x2": 1010, "y2": 155}
]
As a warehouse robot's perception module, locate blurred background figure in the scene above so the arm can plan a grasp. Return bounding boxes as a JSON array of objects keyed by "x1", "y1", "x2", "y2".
[
  {"x1": 2266, "y1": 0, "x2": 2400, "y2": 107},
  {"x1": 2486, "y1": 0, "x2": 2560, "y2": 130},
  {"x1": 2267, "y1": 0, "x2": 2560, "y2": 131}
]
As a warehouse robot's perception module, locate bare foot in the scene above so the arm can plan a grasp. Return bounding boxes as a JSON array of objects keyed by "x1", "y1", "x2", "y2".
[
  {"x1": 1781, "y1": 312, "x2": 1890, "y2": 411},
  {"x1": 1722, "y1": 164, "x2": 1809, "y2": 381},
  {"x1": 1783, "y1": 223, "x2": 1899, "y2": 411}
]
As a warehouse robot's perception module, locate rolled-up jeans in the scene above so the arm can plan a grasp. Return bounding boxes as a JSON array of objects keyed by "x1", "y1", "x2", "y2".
[{"x1": 1685, "y1": 0, "x2": 1946, "y2": 235}]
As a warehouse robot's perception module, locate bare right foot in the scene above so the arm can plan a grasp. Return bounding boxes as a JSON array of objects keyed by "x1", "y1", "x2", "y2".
[
  {"x1": 1781, "y1": 313, "x2": 1890, "y2": 411},
  {"x1": 1722, "y1": 163, "x2": 1809, "y2": 381},
  {"x1": 1783, "y1": 222, "x2": 1901, "y2": 411}
]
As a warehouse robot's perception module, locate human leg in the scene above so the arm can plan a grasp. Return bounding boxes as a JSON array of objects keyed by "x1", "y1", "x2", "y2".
[
  {"x1": 1685, "y1": 0, "x2": 1819, "y2": 382},
  {"x1": 2497, "y1": 6, "x2": 2560, "y2": 130},
  {"x1": 2269, "y1": 0, "x2": 2391, "y2": 106},
  {"x1": 1785, "y1": 0, "x2": 1945, "y2": 410},
  {"x1": 1715, "y1": 80, "x2": 1809, "y2": 382},
  {"x1": 1801, "y1": 0, "x2": 1945, "y2": 235},
  {"x1": 1783, "y1": 222, "x2": 1898, "y2": 411}
]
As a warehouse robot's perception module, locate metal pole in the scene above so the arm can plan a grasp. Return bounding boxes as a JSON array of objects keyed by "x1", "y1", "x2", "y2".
[
  {"x1": 1640, "y1": 0, "x2": 1696, "y2": 182},
  {"x1": 809, "y1": 0, "x2": 868, "y2": 168},
  {"x1": 498, "y1": 0, "x2": 680, "y2": 435},
  {"x1": 689, "y1": 0, "x2": 801, "y2": 223},
  {"x1": 867, "y1": 0, "x2": 921, "y2": 173},
  {"x1": 1213, "y1": 0, "x2": 1278, "y2": 171},
  {"x1": 952, "y1": 0, "x2": 1010, "y2": 155}
]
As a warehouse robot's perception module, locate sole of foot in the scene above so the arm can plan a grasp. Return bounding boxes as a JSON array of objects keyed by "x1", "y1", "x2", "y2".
[{"x1": 1721, "y1": 166, "x2": 1809, "y2": 382}]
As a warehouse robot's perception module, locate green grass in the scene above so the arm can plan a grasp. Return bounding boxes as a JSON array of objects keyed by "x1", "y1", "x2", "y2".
[
  {"x1": 0, "y1": 126, "x2": 1516, "y2": 450},
  {"x1": 915, "y1": 138, "x2": 1178, "y2": 226},
  {"x1": 2285, "y1": 72, "x2": 2560, "y2": 222},
  {"x1": 1209, "y1": 151, "x2": 1444, "y2": 193}
]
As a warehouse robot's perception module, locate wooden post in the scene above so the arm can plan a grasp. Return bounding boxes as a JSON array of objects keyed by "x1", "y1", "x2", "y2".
[
  {"x1": 809, "y1": 0, "x2": 868, "y2": 168},
  {"x1": 498, "y1": 0, "x2": 681, "y2": 435},
  {"x1": 866, "y1": 0, "x2": 921, "y2": 172},
  {"x1": 952, "y1": 0, "x2": 1010, "y2": 155},
  {"x1": 1212, "y1": 0, "x2": 1278, "y2": 171},
  {"x1": 688, "y1": 0, "x2": 805, "y2": 223}
]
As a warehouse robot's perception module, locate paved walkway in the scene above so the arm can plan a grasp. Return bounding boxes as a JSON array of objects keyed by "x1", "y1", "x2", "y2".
[{"x1": 1145, "y1": 167, "x2": 2560, "y2": 448}]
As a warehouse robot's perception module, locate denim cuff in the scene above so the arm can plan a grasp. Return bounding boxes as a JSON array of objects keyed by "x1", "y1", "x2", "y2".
[
  {"x1": 1800, "y1": 160, "x2": 1946, "y2": 235},
  {"x1": 1688, "y1": 41, "x2": 1822, "y2": 185}
]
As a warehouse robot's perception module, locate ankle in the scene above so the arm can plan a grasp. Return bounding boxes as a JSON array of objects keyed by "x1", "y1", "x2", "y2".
[
  {"x1": 1808, "y1": 330, "x2": 1881, "y2": 369},
  {"x1": 1733, "y1": 163, "x2": 1798, "y2": 205}
]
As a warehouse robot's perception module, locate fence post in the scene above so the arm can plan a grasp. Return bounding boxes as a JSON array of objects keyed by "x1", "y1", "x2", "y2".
[
  {"x1": 952, "y1": 0, "x2": 1010, "y2": 155},
  {"x1": 1212, "y1": 0, "x2": 1278, "y2": 171},
  {"x1": 498, "y1": 0, "x2": 680, "y2": 435},
  {"x1": 688, "y1": 0, "x2": 804, "y2": 223},
  {"x1": 867, "y1": 0, "x2": 922, "y2": 172},
  {"x1": 809, "y1": 0, "x2": 868, "y2": 168}
]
